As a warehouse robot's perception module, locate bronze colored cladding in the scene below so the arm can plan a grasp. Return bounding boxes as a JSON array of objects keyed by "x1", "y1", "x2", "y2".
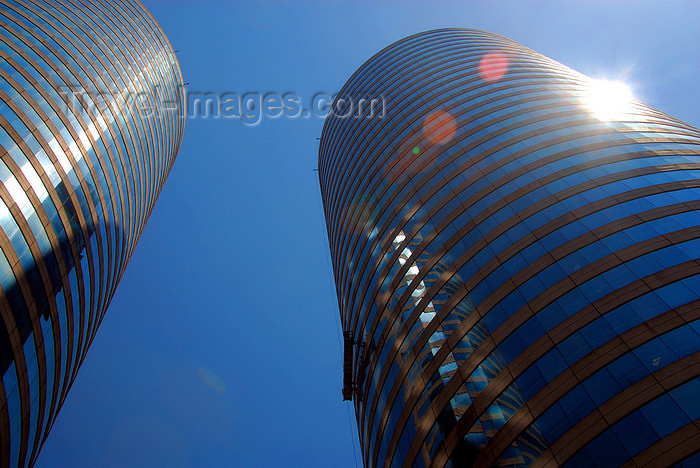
[
  {"x1": 0, "y1": 0, "x2": 184, "y2": 465},
  {"x1": 320, "y1": 29, "x2": 700, "y2": 467}
]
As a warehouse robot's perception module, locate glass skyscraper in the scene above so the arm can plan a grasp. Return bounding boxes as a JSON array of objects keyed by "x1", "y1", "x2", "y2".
[
  {"x1": 0, "y1": 0, "x2": 184, "y2": 465},
  {"x1": 319, "y1": 29, "x2": 700, "y2": 467}
]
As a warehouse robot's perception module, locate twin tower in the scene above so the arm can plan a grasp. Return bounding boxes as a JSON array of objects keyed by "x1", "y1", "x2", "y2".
[
  {"x1": 320, "y1": 29, "x2": 700, "y2": 467},
  {"x1": 1, "y1": 2, "x2": 700, "y2": 467}
]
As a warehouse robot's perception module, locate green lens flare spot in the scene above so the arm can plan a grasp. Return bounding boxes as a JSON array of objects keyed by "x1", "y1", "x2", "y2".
[{"x1": 412, "y1": 147, "x2": 420, "y2": 155}]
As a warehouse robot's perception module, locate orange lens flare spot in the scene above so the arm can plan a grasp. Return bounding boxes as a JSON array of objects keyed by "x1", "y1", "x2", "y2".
[
  {"x1": 422, "y1": 110, "x2": 457, "y2": 145},
  {"x1": 197, "y1": 367, "x2": 227, "y2": 394},
  {"x1": 479, "y1": 52, "x2": 509, "y2": 82},
  {"x1": 344, "y1": 192, "x2": 377, "y2": 236}
]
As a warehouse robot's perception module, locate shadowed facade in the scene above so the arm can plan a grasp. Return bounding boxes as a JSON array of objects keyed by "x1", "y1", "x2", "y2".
[{"x1": 319, "y1": 29, "x2": 700, "y2": 467}]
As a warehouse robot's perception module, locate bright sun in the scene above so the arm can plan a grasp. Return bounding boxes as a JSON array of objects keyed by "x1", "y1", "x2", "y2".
[{"x1": 582, "y1": 79, "x2": 634, "y2": 122}]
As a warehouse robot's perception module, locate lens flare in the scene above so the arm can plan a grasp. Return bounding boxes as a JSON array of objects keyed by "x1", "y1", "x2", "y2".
[
  {"x1": 479, "y1": 52, "x2": 509, "y2": 82},
  {"x1": 582, "y1": 79, "x2": 634, "y2": 122},
  {"x1": 422, "y1": 110, "x2": 457, "y2": 145},
  {"x1": 343, "y1": 192, "x2": 377, "y2": 237},
  {"x1": 197, "y1": 367, "x2": 227, "y2": 394},
  {"x1": 382, "y1": 112, "x2": 457, "y2": 183},
  {"x1": 381, "y1": 131, "x2": 417, "y2": 180}
]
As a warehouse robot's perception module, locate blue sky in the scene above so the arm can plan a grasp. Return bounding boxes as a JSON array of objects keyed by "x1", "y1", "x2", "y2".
[{"x1": 35, "y1": 1, "x2": 699, "y2": 466}]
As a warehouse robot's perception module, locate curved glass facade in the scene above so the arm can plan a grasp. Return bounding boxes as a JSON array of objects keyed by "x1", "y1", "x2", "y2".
[
  {"x1": 0, "y1": 0, "x2": 184, "y2": 464},
  {"x1": 319, "y1": 29, "x2": 700, "y2": 467}
]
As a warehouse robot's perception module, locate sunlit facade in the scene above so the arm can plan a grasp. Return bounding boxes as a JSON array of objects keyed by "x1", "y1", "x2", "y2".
[
  {"x1": 319, "y1": 29, "x2": 700, "y2": 467},
  {"x1": 0, "y1": 0, "x2": 184, "y2": 464}
]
